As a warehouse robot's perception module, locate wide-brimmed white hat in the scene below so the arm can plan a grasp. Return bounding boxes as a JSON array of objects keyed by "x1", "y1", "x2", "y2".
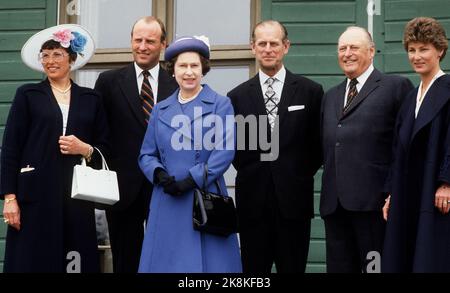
[{"x1": 21, "y1": 24, "x2": 95, "y2": 73}]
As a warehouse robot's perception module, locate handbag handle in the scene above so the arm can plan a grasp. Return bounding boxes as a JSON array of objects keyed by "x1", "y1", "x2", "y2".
[
  {"x1": 202, "y1": 164, "x2": 223, "y2": 195},
  {"x1": 80, "y1": 147, "x2": 110, "y2": 171}
]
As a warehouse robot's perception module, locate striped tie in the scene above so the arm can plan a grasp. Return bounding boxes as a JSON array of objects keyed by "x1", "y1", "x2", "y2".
[
  {"x1": 141, "y1": 70, "x2": 154, "y2": 123},
  {"x1": 343, "y1": 78, "x2": 358, "y2": 113}
]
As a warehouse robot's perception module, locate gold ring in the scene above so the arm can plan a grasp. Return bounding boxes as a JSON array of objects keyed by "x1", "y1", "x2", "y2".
[{"x1": 4, "y1": 218, "x2": 9, "y2": 224}]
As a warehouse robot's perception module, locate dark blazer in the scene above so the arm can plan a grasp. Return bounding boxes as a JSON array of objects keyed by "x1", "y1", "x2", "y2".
[
  {"x1": 1, "y1": 80, "x2": 109, "y2": 272},
  {"x1": 94, "y1": 64, "x2": 177, "y2": 210},
  {"x1": 228, "y1": 69, "x2": 323, "y2": 220},
  {"x1": 383, "y1": 74, "x2": 450, "y2": 272},
  {"x1": 320, "y1": 68, "x2": 414, "y2": 217}
]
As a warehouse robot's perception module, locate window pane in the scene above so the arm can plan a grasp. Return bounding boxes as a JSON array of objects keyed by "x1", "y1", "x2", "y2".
[
  {"x1": 75, "y1": 69, "x2": 105, "y2": 89},
  {"x1": 202, "y1": 66, "x2": 250, "y2": 96},
  {"x1": 78, "y1": 0, "x2": 152, "y2": 49},
  {"x1": 174, "y1": 0, "x2": 250, "y2": 46}
]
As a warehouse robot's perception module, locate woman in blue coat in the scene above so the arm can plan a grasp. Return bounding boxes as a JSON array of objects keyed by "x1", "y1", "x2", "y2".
[
  {"x1": 382, "y1": 17, "x2": 450, "y2": 272},
  {"x1": 0, "y1": 25, "x2": 109, "y2": 272},
  {"x1": 138, "y1": 36, "x2": 242, "y2": 273}
]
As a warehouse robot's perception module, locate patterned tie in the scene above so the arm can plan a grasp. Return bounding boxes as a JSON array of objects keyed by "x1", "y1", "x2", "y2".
[
  {"x1": 264, "y1": 77, "x2": 279, "y2": 131},
  {"x1": 141, "y1": 70, "x2": 154, "y2": 123},
  {"x1": 343, "y1": 78, "x2": 358, "y2": 113}
]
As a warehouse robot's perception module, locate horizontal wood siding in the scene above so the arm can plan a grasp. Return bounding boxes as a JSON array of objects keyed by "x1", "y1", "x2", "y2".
[
  {"x1": 382, "y1": 0, "x2": 450, "y2": 78},
  {"x1": 0, "y1": 0, "x2": 57, "y2": 272}
]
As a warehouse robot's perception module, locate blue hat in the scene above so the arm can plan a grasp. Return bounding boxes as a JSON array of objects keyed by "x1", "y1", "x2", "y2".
[{"x1": 165, "y1": 35, "x2": 210, "y2": 61}]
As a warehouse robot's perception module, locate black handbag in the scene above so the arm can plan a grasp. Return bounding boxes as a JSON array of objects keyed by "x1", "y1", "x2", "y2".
[{"x1": 192, "y1": 165, "x2": 238, "y2": 237}]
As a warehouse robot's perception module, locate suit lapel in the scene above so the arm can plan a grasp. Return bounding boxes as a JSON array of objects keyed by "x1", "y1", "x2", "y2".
[
  {"x1": 335, "y1": 80, "x2": 346, "y2": 120},
  {"x1": 40, "y1": 79, "x2": 66, "y2": 135},
  {"x1": 249, "y1": 75, "x2": 269, "y2": 117},
  {"x1": 157, "y1": 68, "x2": 177, "y2": 102},
  {"x1": 277, "y1": 70, "x2": 298, "y2": 128},
  {"x1": 119, "y1": 64, "x2": 146, "y2": 128},
  {"x1": 65, "y1": 81, "x2": 80, "y2": 135},
  {"x1": 187, "y1": 86, "x2": 214, "y2": 127},
  {"x1": 412, "y1": 75, "x2": 450, "y2": 139},
  {"x1": 159, "y1": 90, "x2": 182, "y2": 129},
  {"x1": 398, "y1": 92, "x2": 416, "y2": 150},
  {"x1": 341, "y1": 69, "x2": 381, "y2": 119},
  {"x1": 158, "y1": 85, "x2": 216, "y2": 142}
]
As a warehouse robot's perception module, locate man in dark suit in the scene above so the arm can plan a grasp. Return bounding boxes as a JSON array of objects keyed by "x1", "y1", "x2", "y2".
[
  {"x1": 320, "y1": 26, "x2": 413, "y2": 273},
  {"x1": 94, "y1": 16, "x2": 177, "y2": 273},
  {"x1": 228, "y1": 20, "x2": 323, "y2": 273}
]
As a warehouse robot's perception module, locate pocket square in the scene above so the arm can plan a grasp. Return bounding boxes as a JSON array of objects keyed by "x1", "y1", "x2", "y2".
[
  {"x1": 288, "y1": 105, "x2": 305, "y2": 112},
  {"x1": 20, "y1": 165, "x2": 35, "y2": 173}
]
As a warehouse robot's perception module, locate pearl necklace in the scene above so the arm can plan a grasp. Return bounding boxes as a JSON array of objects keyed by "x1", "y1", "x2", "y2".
[
  {"x1": 51, "y1": 83, "x2": 71, "y2": 96},
  {"x1": 50, "y1": 83, "x2": 72, "y2": 99}
]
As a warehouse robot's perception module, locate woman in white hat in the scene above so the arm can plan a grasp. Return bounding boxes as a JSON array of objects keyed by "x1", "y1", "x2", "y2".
[
  {"x1": 0, "y1": 24, "x2": 109, "y2": 272},
  {"x1": 138, "y1": 36, "x2": 242, "y2": 272}
]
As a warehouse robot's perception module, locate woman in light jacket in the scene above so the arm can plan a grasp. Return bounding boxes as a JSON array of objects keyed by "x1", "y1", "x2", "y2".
[{"x1": 138, "y1": 36, "x2": 242, "y2": 273}]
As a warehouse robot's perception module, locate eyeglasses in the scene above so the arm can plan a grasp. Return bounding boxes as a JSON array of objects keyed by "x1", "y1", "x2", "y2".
[{"x1": 38, "y1": 52, "x2": 69, "y2": 63}]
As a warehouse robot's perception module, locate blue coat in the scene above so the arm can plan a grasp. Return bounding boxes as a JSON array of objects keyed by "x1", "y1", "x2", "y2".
[
  {"x1": 138, "y1": 85, "x2": 242, "y2": 273},
  {"x1": 383, "y1": 75, "x2": 450, "y2": 272}
]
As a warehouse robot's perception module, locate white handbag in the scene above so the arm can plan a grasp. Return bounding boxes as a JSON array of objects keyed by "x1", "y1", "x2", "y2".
[{"x1": 71, "y1": 147, "x2": 119, "y2": 205}]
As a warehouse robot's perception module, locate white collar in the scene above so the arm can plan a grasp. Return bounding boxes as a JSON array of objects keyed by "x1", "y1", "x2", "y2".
[
  {"x1": 346, "y1": 64, "x2": 374, "y2": 89},
  {"x1": 420, "y1": 69, "x2": 446, "y2": 90},
  {"x1": 134, "y1": 62, "x2": 160, "y2": 82},
  {"x1": 417, "y1": 69, "x2": 446, "y2": 102},
  {"x1": 259, "y1": 66, "x2": 287, "y2": 85},
  {"x1": 178, "y1": 86, "x2": 203, "y2": 104}
]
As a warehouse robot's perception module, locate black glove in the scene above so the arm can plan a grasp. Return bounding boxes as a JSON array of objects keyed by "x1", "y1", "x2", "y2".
[
  {"x1": 163, "y1": 175, "x2": 197, "y2": 196},
  {"x1": 154, "y1": 168, "x2": 175, "y2": 187}
]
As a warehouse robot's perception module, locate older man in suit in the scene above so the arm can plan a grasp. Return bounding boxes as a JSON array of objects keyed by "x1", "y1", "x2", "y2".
[
  {"x1": 94, "y1": 16, "x2": 177, "y2": 273},
  {"x1": 320, "y1": 26, "x2": 413, "y2": 273},
  {"x1": 228, "y1": 20, "x2": 323, "y2": 273}
]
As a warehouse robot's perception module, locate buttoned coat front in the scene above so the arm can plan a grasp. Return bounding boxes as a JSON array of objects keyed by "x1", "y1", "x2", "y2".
[
  {"x1": 138, "y1": 85, "x2": 242, "y2": 273},
  {"x1": 320, "y1": 69, "x2": 414, "y2": 216}
]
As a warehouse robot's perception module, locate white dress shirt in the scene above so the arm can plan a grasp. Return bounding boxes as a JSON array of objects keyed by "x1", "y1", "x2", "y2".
[
  {"x1": 415, "y1": 70, "x2": 445, "y2": 117},
  {"x1": 259, "y1": 66, "x2": 287, "y2": 101},
  {"x1": 343, "y1": 64, "x2": 374, "y2": 106},
  {"x1": 134, "y1": 62, "x2": 160, "y2": 103},
  {"x1": 58, "y1": 103, "x2": 69, "y2": 135}
]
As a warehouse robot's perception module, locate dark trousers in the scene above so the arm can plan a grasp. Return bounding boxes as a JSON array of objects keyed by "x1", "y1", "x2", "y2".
[
  {"x1": 239, "y1": 182, "x2": 311, "y2": 273},
  {"x1": 106, "y1": 187, "x2": 150, "y2": 273},
  {"x1": 323, "y1": 202, "x2": 385, "y2": 273}
]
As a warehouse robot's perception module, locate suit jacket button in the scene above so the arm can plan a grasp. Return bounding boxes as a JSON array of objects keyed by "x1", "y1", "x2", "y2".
[
  {"x1": 336, "y1": 142, "x2": 340, "y2": 147},
  {"x1": 338, "y1": 124, "x2": 342, "y2": 128}
]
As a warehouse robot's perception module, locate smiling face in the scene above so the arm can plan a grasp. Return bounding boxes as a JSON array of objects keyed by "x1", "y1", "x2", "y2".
[
  {"x1": 131, "y1": 19, "x2": 166, "y2": 70},
  {"x1": 40, "y1": 48, "x2": 72, "y2": 81},
  {"x1": 337, "y1": 28, "x2": 375, "y2": 79},
  {"x1": 252, "y1": 23, "x2": 290, "y2": 76},
  {"x1": 174, "y1": 52, "x2": 203, "y2": 97},
  {"x1": 407, "y1": 41, "x2": 443, "y2": 78}
]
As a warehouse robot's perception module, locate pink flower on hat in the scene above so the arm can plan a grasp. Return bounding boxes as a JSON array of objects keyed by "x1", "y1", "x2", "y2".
[{"x1": 52, "y1": 29, "x2": 74, "y2": 48}]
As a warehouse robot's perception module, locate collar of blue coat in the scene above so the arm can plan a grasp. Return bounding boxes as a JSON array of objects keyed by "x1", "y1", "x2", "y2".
[{"x1": 157, "y1": 84, "x2": 219, "y2": 140}]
